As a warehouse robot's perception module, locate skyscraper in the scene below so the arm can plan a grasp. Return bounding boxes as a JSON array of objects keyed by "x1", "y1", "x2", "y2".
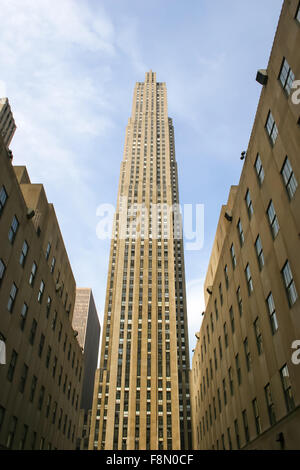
[{"x1": 89, "y1": 71, "x2": 192, "y2": 450}]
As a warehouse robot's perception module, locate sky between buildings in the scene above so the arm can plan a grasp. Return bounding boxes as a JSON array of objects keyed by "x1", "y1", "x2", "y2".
[{"x1": 1, "y1": 0, "x2": 283, "y2": 359}]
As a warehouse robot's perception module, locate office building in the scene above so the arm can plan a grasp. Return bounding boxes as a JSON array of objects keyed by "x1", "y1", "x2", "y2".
[
  {"x1": 191, "y1": 0, "x2": 300, "y2": 450},
  {"x1": 89, "y1": 71, "x2": 192, "y2": 450}
]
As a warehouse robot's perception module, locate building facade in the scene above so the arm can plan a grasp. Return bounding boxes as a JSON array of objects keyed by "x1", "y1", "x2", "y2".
[
  {"x1": 0, "y1": 98, "x2": 16, "y2": 149},
  {"x1": 73, "y1": 288, "x2": 101, "y2": 450},
  {"x1": 89, "y1": 71, "x2": 192, "y2": 450},
  {"x1": 191, "y1": 0, "x2": 300, "y2": 450},
  {"x1": 0, "y1": 132, "x2": 84, "y2": 449}
]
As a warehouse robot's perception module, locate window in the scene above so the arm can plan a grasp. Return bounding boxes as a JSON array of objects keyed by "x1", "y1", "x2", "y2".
[
  {"x1": 20, "y1": 303, "x2": 28, "y2": 330},
  {"x1": 229, "y1": 307, "x2": 235, "y2": 333},
  {"x1": 282, "y1": 261, "x2": 298, "y2": 307},
  {"x1": 7, "y1": 349, "x2": 18, "y2": 382},
  {"x1": 8, "y1": 215, "x2": 19, "y2": 244},
  {"x1": 279, "y1": 58, "x2": 295, "y2": 96},
  {"x1": 219, "y1": 283, "x2": 223, "y2": 305},
  {"x1": 228, "y1": 367, "x2": 234, "y2": 396},
  {"x1": 7, "y1": 282, "x2": 18, "y2": 313},
  {"x1": 30, "y1": 376, "x2": 37, "y2": 402},
  {"x1": 234, "y1": 420, "x2": 240, "y2": 449},
  {"x1": 224, "y1": 265, "x2": 229, "y2": 289},
  {"x1": 254, "y1": 318, "x2": 263, "y2": 355},
  {"x1": 45, "y1": 242, "x2": 51, "y2": 260},
  {"x1": 266, "y1": 293, "x2": 279, "y2": 334},
  {"x1": 235, "y1": 354, "x2": 242, "y2": 385},
  {"x1": 223, "y1": 323, "x2": 228, "y2": 348},
  {"x1": 265, "y1": 383, "x2": 276, "y2": 425},
  {"x1": 19, "y1": 241, "x2": 29, "y2": 267},
  {"x1": 242, "y1": 410, "x2": 249, "y2": 443},
  {"x1": 0, "y1": 185, "x2": 8, "y2": 215},
  {"x1": 29, "y1": 262, "x2": 37, "y2": 286},
  {"x1": 254, "y1": 154, "x2": 264, "y2": 185},
  {"x1": 244, "y1": 337, "x2": 251, "y2": 371},
  {"x1": 29, "y1": 319, "x2": 37, "y2": 345},
  {"x1": 267, "y1": 201, "x2": 279, "y2": 239},
  {"x1": 245, "y1": 189, "x2": 254, "y2": 219},
  {"x1": 281, "y1": 157, "x2": 298, "y2": 199},
  {"x1": 236, "y1": 287, "x2": 243, "y2": 317},
  {"x1": 245, "y1": 264, "x2": 253, "y2": 295},
  {"x1": 237, "y1": 219, "x2": 245, "y2": 246},
  {"x1": 297, "y1": 2, "x2": 300, "y2": 22},
  {"x1": 37, "y1": 280, "x2": 45, "y2": 303},
  {"x1": 252, "y1": 399, "x2": 261, "y2": 435},
  {"x1": 0, "y1": 259, "x2": 6, "y2": 286},
  {"x1": 38, "y1": 386, "x2": 45, "y2": 410},
  {"x1": 6, "y1": 416, "x2": 17, "y2": 449},
  {"x1": 19, "y1": 363, "x2": 28, "y2": 394},
  {"x1": 265, "y1": 111, "x2": 278, "y2": 146},
  {"x1": 255, "y1": 235, "x2": 264, "y2": 270},
  {"x1": 50, "y1": 257, "x2": 56, "y2": 274},
  {"x1": 230, "y1": 244, "x2": 236, "y2": 269},
  {"x1": 280, "y1": 364, "x2": 295, "y2": 413}
]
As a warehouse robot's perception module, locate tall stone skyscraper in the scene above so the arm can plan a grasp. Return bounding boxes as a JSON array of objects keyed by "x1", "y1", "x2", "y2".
[{"x1": 89, "y1": 71, "x2": 192, "y2": 450}]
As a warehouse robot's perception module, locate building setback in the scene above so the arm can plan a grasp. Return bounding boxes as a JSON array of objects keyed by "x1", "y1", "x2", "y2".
[
  {"x1": 191, "y1": 0, "x2": 300, "y2": 450},
  {"x1": 73, "y1": 288, "x2": 101, "y2": 450},
  {"x1": 89, "y1": 71, "x2": 192, "y2": 450},
  {"x1": 0, "y1": 129, "x2": 84, "y2": 449}
]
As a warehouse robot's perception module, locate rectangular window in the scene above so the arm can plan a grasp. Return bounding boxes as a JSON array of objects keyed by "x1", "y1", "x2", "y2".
[
  {"x1": 37, "y1": 280, "x2": 45, "y2": 304},
  {"x1": 20, "y1": 303, "x2": 28, "y2": 330},
  {"x1": 45, "y1": 242, "x2": 51, "y2": 260},
  {"x1": 229, "y1": 307, "x2": 235, "y2": 333},
  {"x1": 252, "y1": 399, "x2": 261, "y2": 435},
  {"x1": 8, "y1": 215, "x2": 19, "y2": 244},
  {"x1": 219, "y1": 283, "x2": 223, "y2": 305},
  {"x1": 7, "y1": 282, "x2": 18, "y2": 313},
  {"x1": 228, "y1": 367, "x2": 234, "y2": 396},
  {"x1": 245, "y1": 189, "x2": 254, "y2": 219},
  {"x1": 7, "y1": 350, "x2": 18, "y2": 382},
  {"x1": 223, "y1": 322, "x2": 228, "y2": 348},
  {"x1": 267, "y1": 201, "x2": 279, "y2": 239},
  {"x1": 245, "y1": 263, "x2": 253, "y2": 295},
  {"x1": 224, "y1": 265, "x2": 229, "y2": 289},
  {"x1": 281, "y1": 157, "x2": 298, "y2": 199},
  {"x1": 266, "y1": 292, "x2": 279, "y2": 334},
  {"x1": 29, "y1": 319, "x2": 37, "y2": 345},
  {"x1": 282, "y1": 261, "x2": 298, "y2": 307},
  {"x1": 50, "y1": 257, "x2": 56, "y2": 274},
  {"x1": 242, "y1": 410, "x2": 249, "y2": 443},
  {"x1": 19, "y1": 241, "x2": 29, "y2": 267},
  {"x1": 230, "y1": 244, "x2": 237, "y2": 269},
  {"x1": 29, "y1": 262, "x2": 37, "y2": 286},
  {"x1": 19, "y1": 363, "x2": 28, "y2": 394},
  {"x1": 236, "y1": 287, "x2": 243, "y2": 317},
  {"x1": 234, "y1": 420, "x2": 240, "y2": 449},
  {"x1": 30, "y1": 376, "x2": 37, "y2": 402},
  {"x1": 280, "y1": 364, "x2": 295, "y2": 413},
  {"x1": 255, "y1": 235, "x2": 264, "y2": 270},
  {"x1": 237, "y1": 219, "x2": 245, "y2": 246},
  {"x1": 254, "y1": 154, "x2": 264, "y2": 185},
  {"x1": 0, "y1": 259, "x2": 6, "y2": 286},
  {"x1": 265, "y1": 111, "x2": 278, "y2": 146},
  {"x1": 254, "y1": 317, "x2": 263, "y2": 355},
  {"x1": 265, "y1": 383, "x2": 276, "y2": 425},
  {"x1": 279, "y1": 58, "x2": 295, "y2": 96},
  {"x1": 0, "y1": 185, "x2": 8, "y2": 215},
  {"x1": 297, "y1": 2, "x2": 300, "y2": 22},
  {"x1": 244, "y1": 337, "x2": 251, "y2": 371},
  {"x1": 6, "y1": 416, "x2": 17, "y2": 449},
  {"x1": 235, "y1": 354, "x2": 242, "y2": 385}
]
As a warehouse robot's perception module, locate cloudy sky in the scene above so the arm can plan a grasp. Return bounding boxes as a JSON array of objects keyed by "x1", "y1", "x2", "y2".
[{"x1": 1, "y1": 0, "x2": 283, "y2": 358}]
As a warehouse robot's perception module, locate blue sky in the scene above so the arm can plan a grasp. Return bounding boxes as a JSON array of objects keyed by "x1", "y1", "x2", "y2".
[{"x1": 1, "y1": 0, "x2": 283, "y2": 358}]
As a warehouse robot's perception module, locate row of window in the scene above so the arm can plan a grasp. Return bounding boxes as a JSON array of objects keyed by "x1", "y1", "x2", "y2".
[
  {"x1": 197, "y1": 363, "x2": 294, "y2": 449},
  {"x1": 0, "y1": 406, "x2": 76, "y2": 450}
]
